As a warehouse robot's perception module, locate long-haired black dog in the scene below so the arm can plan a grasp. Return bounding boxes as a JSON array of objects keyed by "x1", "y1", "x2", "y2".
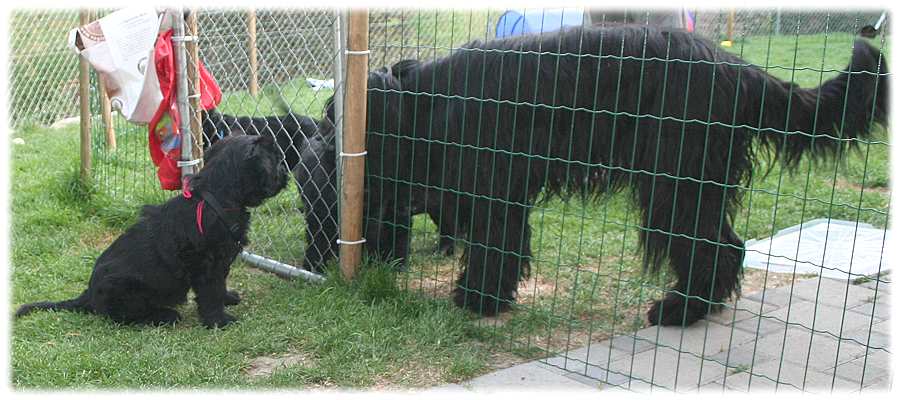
[
  {"x1": 294, "y1": 98, "x2": 459, "y2": 272},
  {"x1": 326, "y1": 25, "x2": 888, "y2": 325},
  {"x1": 15, "y1": 135, "x2": 288, "y2": 328}
]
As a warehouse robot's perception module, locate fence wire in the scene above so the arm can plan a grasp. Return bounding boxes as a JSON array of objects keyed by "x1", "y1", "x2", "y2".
[
  {"x1": 362, "y1": 8, "x2": 891, "y2": 393},
  {"x1": 9, "y1": 10, "x2": 81, "y2": 127},
  {"x1": 193, "y1": 9, "x2": 338, "y2": 268},
  {"x1": 9, "y1": 7, "x2": 891, "y2": 393}
]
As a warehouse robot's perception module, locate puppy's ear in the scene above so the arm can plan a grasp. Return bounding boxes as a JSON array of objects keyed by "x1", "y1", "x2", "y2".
[
  {"x1": 246, "y1": 134, "x2": 276, "y2": 160},
  {"x1": 256, "y1": 134, "x2": 275, "y2": 146},
  {"x1": 204, "y1": 137, "x2": 227, "y2": 162}
]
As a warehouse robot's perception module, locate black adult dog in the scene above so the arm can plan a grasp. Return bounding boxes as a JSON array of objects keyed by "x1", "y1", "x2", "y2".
[
  {"x1": 15, "y1": 135, "x2": 288, "y2": 328},
  {"x1": 325, "y1": 25, "x2": 888, "y2": 325},
  {"x1": 201, "y1": 107, "x2": 319, "y2": 171},
  {"x1": 293, "y1": 101, "x2": 458, "y2": 273}
]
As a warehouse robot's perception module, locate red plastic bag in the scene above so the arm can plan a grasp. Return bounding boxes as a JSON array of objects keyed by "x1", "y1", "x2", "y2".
[{"x1": 148, "y1": 29, "x2": 222, "y2": 190}]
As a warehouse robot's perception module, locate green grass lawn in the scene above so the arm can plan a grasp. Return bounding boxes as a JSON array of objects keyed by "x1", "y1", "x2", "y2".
[
  {"x1": 9, "y1": 14, "x2": 891, "y2": 389},
  {"x1": 10, "y1": 122, "x2": 505, "y2": 388}
]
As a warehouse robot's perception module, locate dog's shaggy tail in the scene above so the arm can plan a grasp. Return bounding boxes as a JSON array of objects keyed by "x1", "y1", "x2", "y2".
[
  {"x1": 754, "y1": 39, "x2": 888, "y2": 167},
  {"x1": 15, "y1": 291, "x2": 92, "y2": 318}
]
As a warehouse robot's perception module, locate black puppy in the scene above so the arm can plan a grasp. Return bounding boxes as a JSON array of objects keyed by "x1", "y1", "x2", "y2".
[
  {"x1": 15, "y1": 135, "x2": 288, "y2": 328},
  {"x1": 201, "y1": 108, "x2": 319, "y2": 171}
]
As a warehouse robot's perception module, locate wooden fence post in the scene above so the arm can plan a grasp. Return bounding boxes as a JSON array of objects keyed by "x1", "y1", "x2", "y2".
[
  {"x1": 187, "y1": 9, "x2": 203, "y2": 165},
  {"x1": 339, "y1": 9, "x2": 369, "y2": 280},
  {"x1": 726, "y1": 9, "x2": 735, "y2": 42},
  {"x1": 78, "y1": 9, "x2": 92, "y2": 184},
  {"x1": 98, "y1": 79, "x2": 116, "y2": 150},
  {"x1": 247, "y1": 9, "x2": 259, "y2": 97}
]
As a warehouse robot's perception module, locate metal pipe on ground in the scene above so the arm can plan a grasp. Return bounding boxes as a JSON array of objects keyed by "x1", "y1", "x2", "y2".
[{"x1": 240, "y1": 251, "x2": 326, "y2": 283}]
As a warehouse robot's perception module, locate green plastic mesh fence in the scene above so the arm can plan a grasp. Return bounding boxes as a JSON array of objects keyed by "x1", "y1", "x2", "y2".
[{"x1": 360, "y1": 8, "x2": 891, "y2": 393}]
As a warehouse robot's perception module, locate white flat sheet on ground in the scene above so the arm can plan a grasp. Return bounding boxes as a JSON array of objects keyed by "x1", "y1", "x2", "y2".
[{"x1": 743, "y1": 218, "x2": 891, "y2": 280}]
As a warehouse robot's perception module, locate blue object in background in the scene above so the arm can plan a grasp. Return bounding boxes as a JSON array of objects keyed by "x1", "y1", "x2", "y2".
[{"x1": 495, "y1": 8, "x2": 585, "y2": 38}]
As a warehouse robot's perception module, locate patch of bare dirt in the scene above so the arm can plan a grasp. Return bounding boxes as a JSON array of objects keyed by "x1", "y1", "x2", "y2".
[
  {"x1": 741, "y1": 268, "x2": 817, "y2": 295},
  {"x1": 835, "y1": 177, "x2": 891, "y2": 194},
  {"x1": 78, "y1": 231, "x2": 118, "y2": 251},
  {"x1": 244, "y1": 352, "x2": 315, "y2": 379},
  {"x1": 372, "y1": 362, "x2": 445, "y2": 389}
]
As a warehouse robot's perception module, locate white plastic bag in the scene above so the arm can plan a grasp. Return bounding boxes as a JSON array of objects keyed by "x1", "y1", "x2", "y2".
[{"x1": 743, "y1": 219, "x2": 891, "y2": 280}]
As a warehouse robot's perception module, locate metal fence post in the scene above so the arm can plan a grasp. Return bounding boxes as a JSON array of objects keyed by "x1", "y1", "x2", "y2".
[
  {"x1": 172, "y1": 7, "x2": 197, "y2": 177},
  {"x1": 775, "y1": 8, "x2": 782, "y2": 35},
  {"x1": 338, "y1": 9, "x2": 369, "y2": 280},
  {"x1": 333, "y1": 9, "x2": 346, "y2": 265}
]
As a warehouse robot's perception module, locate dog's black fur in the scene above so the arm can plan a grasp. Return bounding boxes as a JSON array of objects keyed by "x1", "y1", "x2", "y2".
[
  {"x1": 198, "y1": 92, "x2": 456, "y2": 268},
  {"x1": 293, "y1": 102, "x2": 459, "y2": 272},
  {"x1": 322, "y1": 25, "x2": 888, "y2": 325},
  {"x1": 201, "y1": 108, "x2": 319, "y2": 171},
  {"x1": 15, "y1": 135, "x2": 288, "y2": 328}
]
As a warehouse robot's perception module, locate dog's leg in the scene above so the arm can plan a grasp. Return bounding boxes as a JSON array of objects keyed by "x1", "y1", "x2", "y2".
[
  {"x1": 428, "y1": 204, "x2": 456, "y2": 257},
  {"x1": 640, "y1": 176, "x2": 744, "y2": 326},
  {"x1": 223, "y1": 290, "x2": 241, "y2": 306},
  {"x1": 93, "y1": 277, "x2": 183, "y2": 326},
  {"x1": 190, "y1": 267, "x2": 236, "y2": 328},
  {"x1": 302, "y1": 200, "x2": 339, "y2": 272},
  {"x1": 221, "y1": 263, "x2": 241, "y2": 306},
  {"x1": 140, "y1": 308, "x2": 183, "y2": 326},
  {"x1": 390, "y1": 205, "x2": 412, "y2": 271},
  {"x1": 453, "y1": 200, "x2": 531, "y2": 316},
  {"x1": 365, "y1": 201, "x2": 412, "y2": 271},
  {"x1": 301, "y1": 177, "x2": 339, "y2": 273}
]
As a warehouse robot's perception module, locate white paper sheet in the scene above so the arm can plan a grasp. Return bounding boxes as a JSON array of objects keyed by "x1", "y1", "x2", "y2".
[{"x1": 69, "y1": 7, "x2": 162, "y2": 123}]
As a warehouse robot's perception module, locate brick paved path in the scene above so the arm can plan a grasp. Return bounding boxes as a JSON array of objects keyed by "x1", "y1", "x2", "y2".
[{"x1": 440, "y1": 277, "x2": 891, "y2": 393}]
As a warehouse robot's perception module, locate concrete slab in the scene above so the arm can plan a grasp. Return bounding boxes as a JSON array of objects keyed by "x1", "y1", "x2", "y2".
[
  {"x1": 858, "y1": 278, "x2": 891, "y2": 293},
  {"x1": 459, "y1": 277, "x2": 891, "y2": 393},
  {"x1": 849, "y1": 300, "x2": 891, "y2": 321},
  {"x1": 542, "y1": 341, "x2": 630, "y2": 376},
  {"x1": 788, "y1": 277, "x2": 877, "y2": 309},
  {"x1": 840, "y1": 320, "x2": 891, "y2": 351},
  {"x1": 743, "y1": 286, "x2": 796, "y2": 307},
  {"x1": 705, "y1": 297, "x2": 777, "y2": 326},
  {"x1": 826, "y1": 351, "x2": 891, "y2": 386},
  {"x1": 604, "y1": 346, "x2": 726, "y2": 391},
  {"x1": 716, "y1": 358, "x2": 861, "y2": 393},
  {"x1": 762, "y1": 300, "x2": 883, "y2": 337},
  {"x1": 463, "y1": 361, "x2": 599, "y2": 392}
]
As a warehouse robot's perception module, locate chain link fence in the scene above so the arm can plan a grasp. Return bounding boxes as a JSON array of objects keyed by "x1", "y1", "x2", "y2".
[
  {"x1": 695, "y1": 9, "x2": 886, "y2": 38},
  {"x1": 9, "y1": 7, "x2": 891, "y2": 392},
  {"x1": 194, "y1": 9, "x2": 338, "y2": 268},
  {"x1": 9, "y1": 10, "x2": 82, "y2": 127}
]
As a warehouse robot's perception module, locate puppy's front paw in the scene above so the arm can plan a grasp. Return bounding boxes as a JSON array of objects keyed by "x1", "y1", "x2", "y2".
[
  {"x1": 224, "y1": 290, "x2": 241, "y2": 306},
  {"x1": 202, "y1": 312, "x2": 238, "y2": 329}
]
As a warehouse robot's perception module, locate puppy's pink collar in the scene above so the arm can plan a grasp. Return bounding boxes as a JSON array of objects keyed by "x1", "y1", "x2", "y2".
[{"x1": 182, "y1": 176, "x2": 205, "y2": 235}]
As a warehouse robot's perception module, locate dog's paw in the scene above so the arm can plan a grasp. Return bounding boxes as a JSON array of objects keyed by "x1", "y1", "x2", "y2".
[
  {"x1": 452, "y1": 287, "x2": 513, "y2": 317},
  {"x1": 202, "y1": 313, "x2": 238, "y2": 329},
  {"x1": 224, "y1": 290, "x2": 241, "y2": 306},
  {"x1": 146, "y1": 308, "x2": 182, "y2": 326},
  {"x1": 434, "y1": 239, "x2": 455, "y2": 257},
  {"x1": 646, "y1": 296, "x2": 707, "y2": 327}
]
